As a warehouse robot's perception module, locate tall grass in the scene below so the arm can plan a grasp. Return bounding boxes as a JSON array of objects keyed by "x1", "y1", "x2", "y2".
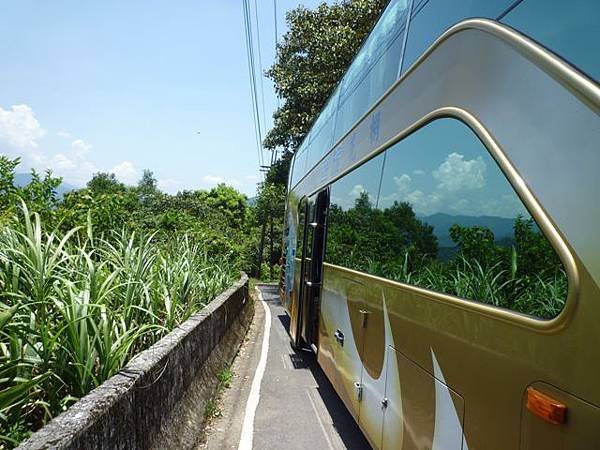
[
  {"x1": 0, "y1": 204, "x2": 238, "y2": 447},
  {"x1": 385, "y1": 251, "x2": 566, "y2": 319}
]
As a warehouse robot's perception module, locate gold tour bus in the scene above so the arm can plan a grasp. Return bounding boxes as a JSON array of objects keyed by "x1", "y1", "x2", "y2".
[{"x1": 279, "y1": 0, "x2": 600, "y2": 449}]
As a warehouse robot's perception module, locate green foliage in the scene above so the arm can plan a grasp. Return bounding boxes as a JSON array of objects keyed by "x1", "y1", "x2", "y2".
[
  {"x1": 327, "y1": 197, "x2": 567, "y2": 319},
  {"x1": 253, "y1": 182, "x2": 286, "y2": 280},
  {"x1": 136, "y1": 169, "x2": 158, "y2": 205},
  {"x1": 0, "y1": 161, "x2": 254, "y2": 447},
  {"x1": 217, "y1": 368, "x2": 233, "y2": 389},
  {"x1": 58, "y1": 188, "x2": 139, "y2": 235},
  {"x1": 449, "y1": 223, "x2": 503, "y2": 268},
  {"x1": 0, "y1": 204, "x2": 238, "y2": 446},
  {"x1": 197, "y1": 184, "x2": 248, "y2": 230},
  {"x1": 265, "y1": 0, "x2": 388, "y2": 152},
  {"x1": 86, "y1": 172, "x2": 125, "y2": 194},
  {"x1": 0, "y1": 157, "x2": 20, "y2": 221},
  {"x1": 18, "y1": 170, "x2": 62, "y2": 223},
  {"x1": 0, "y1": 156, "x2": 63, "y2": 226},
  {"x1": 327, "y1": 193, "x2": 438, "y2": 274}
]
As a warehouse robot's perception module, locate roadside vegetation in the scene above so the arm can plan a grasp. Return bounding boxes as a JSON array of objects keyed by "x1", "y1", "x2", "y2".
[
  {"x1": 0, "y1": 0, "x2": 392, "y2": 445},
  {"x1": 0, "y1": 156, "x2": 263, "y2": 447}
]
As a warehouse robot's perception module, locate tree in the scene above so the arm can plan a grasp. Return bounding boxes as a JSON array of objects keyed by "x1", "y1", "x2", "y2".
[
  {"x1": 137, "y1": 169, "x2": 158, "y2": 204},
  {"x1": 254, "y1": 182, "x2": 286, "y2": 278},
  {"x1": 254, "y1": 1, "x2": 388, "y2": 278},
  {"x1": 449, "y1": 224, "x2": 500, "y2": 269},
  {"x1": 265, "y1": 0, "x2": 388, "y2": 156},
  {"x1": 326, "y1": 193, "x2": 437, "y2": 275},
  {"x1": 199, "y1": 184, "x2": 249, "y2": 230},
  {"x1": 20, "y1": 169, "x2": 62, "y2": 220},
  {"x1": 0, "y1": 156, "x2": 20, "y2": 219},
  {"x1": 87, "y1": 172, "x2": 125, "y2": 194}
]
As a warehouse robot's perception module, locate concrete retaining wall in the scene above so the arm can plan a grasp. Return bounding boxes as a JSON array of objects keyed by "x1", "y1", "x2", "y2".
[{"x1": 18, "y1": 274, "x2": 252, "y2": 450}]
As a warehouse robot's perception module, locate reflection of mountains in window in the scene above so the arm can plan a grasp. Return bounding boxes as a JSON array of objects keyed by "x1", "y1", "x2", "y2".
[{"x1": 325, "y1": 193, "x2": 567, "y2": 319}]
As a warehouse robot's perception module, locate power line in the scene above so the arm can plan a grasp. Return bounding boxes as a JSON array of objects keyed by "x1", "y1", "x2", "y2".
[
  {"x1": 253, "y1": 0, "x2": 267, "y2": 140},
  {"x1": 271, "y1": 0, "x2": 280, "y2": 167},
  {"x1": 273, "y1": 0, "x2": 278, "y2": 48},
  {"x1": 242, "y1": 0, "x2": 265, "y2": 173}
]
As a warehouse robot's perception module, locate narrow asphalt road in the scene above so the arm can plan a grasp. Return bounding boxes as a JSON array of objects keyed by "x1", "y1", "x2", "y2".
[{"x1": 199, "y1": 284, "x2": 371, "y2": 450}]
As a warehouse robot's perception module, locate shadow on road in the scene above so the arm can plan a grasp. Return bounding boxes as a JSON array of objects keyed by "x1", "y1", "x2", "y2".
[{"x1": 258, "y1": 284, "x2": 371, "y2": 450}]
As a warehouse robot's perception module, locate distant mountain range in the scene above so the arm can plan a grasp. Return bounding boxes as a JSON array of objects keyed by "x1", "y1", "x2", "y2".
[
  {"x1": 421, "y1": 212, "x2": 515, "y2": 247},
  {"x1": 15, "y1": 173, "x2": 77, "y2": 199}
]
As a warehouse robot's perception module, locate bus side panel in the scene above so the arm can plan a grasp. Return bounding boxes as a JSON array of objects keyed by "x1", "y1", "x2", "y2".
[
  {"x1": 318, "y1": 256, "x2": 600, "y2": 449},
  {"x1": 319, "y1": 265, "x2": 364, "y2": 422}
]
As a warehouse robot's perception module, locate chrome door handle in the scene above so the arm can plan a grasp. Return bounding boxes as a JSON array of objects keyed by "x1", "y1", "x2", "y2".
[
  {"x1": 305, "y1": 281, "x2": 321, "y2": 287},
  {"x1": 334, "y1": 329, "x2": 344, "y2": 346}
]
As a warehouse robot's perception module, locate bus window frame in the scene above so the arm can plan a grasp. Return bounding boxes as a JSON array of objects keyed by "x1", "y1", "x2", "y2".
[{"x1": 316, "y1": 107, "x2": 579, "y2": 334}]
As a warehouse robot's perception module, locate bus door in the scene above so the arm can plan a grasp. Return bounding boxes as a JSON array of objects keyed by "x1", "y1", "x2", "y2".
[
  {"x1": 292, "y1": 189, "x2": 328, "y2": 350},
  {"x1": 289, "y1": 197, "x2": 307, "y2": 348},
  {"x1": 301, "y1": 189, "x2": 329, "y2": 350}
]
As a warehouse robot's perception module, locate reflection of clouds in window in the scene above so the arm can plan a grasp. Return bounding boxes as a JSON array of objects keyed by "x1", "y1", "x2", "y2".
[
  {"x1": 379, "y1": 174, "x2": 442, "y2": 215},
  {"x1": 377, "y1": 151, "x2": 526, "y2": 218},
  {"x1": 394, "y1": 174, "x2": 411, "y2": 192},
  {"x1": 433, "y1": 152, "x2": 486, "y2": 192},
  {"x1": 350, "y1": 184, "x2": 366, "y2": 198},
  {"x1": 331, "y1": 184, "x2": 377, "y2": 211},
  {"x1": 479, "y1": 194, "x2": 529, "y2": 218},
  {"x1": 449, "y1": 198, "x2": 470, "y2": 214}
]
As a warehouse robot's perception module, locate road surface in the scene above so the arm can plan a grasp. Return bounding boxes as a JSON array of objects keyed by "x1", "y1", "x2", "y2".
[{"x1": 199, "y1": 284, "x2": 371, "y2": 450}]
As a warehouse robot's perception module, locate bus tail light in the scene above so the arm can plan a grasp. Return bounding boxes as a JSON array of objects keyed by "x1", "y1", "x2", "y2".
[{"x1": 526, "y1": 387, "x2": 567, "y2": 425}]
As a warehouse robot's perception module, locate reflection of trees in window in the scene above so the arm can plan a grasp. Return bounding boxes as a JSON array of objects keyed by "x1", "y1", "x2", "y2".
[
  {"x1": 326, "y1": 192, "x2": 438, "y2": 276},
  {"x1": 325, "y1": 194, "x2": 567, "y2": 319}
]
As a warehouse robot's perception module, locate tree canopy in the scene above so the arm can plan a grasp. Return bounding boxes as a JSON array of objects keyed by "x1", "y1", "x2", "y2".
[{"x1": 265, "y1": 0, "x2": 388, "y2": 157}]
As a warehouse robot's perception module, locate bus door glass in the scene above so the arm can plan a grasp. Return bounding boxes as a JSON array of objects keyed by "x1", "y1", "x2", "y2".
[
  {"x1": 290, "y1": 197, "x2": 308, "y2": 347},
  {"x1": 300, "y1": 189, "x2": 329, "y2": 349}
]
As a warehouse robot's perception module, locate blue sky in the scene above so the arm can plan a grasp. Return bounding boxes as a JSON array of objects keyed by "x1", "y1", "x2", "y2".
[{"x1": 0, "y1": 0, "x2": 323, "y2": 195}]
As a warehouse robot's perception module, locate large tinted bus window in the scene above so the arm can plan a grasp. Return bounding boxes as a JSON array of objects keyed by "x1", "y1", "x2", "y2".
[
  {"x1": 325, "y1": 153, "x2": 385, "y2": 273},
  {"x1": 502, "y1": 0, "x2": 600, "y2": 82},
  {"x1": 304, "y1": 92, "x2": 338, "y2": 173},
  {"x1": 291, "y1": 148, "x2": 308, "y2": 187},
  {"x1": 401, "y1": 0, "x2": 513, "y2": 74},
  {"x1": 334, "y1": 0, "x2": 410, "y2": 142},
  {"x1": 326, "y1": 118, "x2": 568, "y2": 319}
]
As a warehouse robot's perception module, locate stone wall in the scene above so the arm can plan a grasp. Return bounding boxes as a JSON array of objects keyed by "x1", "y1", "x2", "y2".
[{"x1": 18, "y1": 274, "x2": 252, "y2": 450}]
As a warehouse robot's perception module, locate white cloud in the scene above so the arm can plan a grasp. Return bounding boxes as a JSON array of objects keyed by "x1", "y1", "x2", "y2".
[
  {"x1": 394, "y1": 174, "x2": 411, "y2": 193},
  {"x1": 202, "y1": 175, "x2": 225, "y2": 184},
  {"x1": 433, "y1": 152, "x2": 486, "y2": 192},
  {"x1": 245, "y1": 174, "x2": 260, "y2": 181},
  {"x1": 479, "y1": 194, "x2": 528, "y2": 218},
  {"x1": 158, "y1": 178, "x2": 180, "y2": 194},
  {"x1": 379, "y1": 172, "x2": 443, "y2": 215},
  {"x1": 200, "y1": 175, "x2": 243, "y2": 188},
  {"x1": 112, "y1": 161, "x2": 139, "y2": 185},
  {"x1": 412, "y1": 169, "x2": 425, "y2": 176},
  {"x1": 51, "y1": 153, "x2": 76, "y2": 170},
  {"x1": 0, "y1": 104, "x2": 46, "y2": 150},
  {"x1": 349, "y1": 184, "x2": 366, "y2": 199},
  {"x1": 0, "y1": 104, "x2": 103, "y2": 186},
  {"x1": 71, "y1": 139, "x2": 92, "y2": 157}
]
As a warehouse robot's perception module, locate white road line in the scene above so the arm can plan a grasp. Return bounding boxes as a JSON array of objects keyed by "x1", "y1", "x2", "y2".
[
  {"x1": 305, "y1": 389, "x2": 336, "y2": 450},
  {"x1": 238, "y1": 287, "x2": 272, "y2": 450}
]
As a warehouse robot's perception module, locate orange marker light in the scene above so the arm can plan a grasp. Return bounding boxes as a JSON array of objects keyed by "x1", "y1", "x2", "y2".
[{"x1": 526, "y1": 387, "x2": 567, "y2": 425}]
